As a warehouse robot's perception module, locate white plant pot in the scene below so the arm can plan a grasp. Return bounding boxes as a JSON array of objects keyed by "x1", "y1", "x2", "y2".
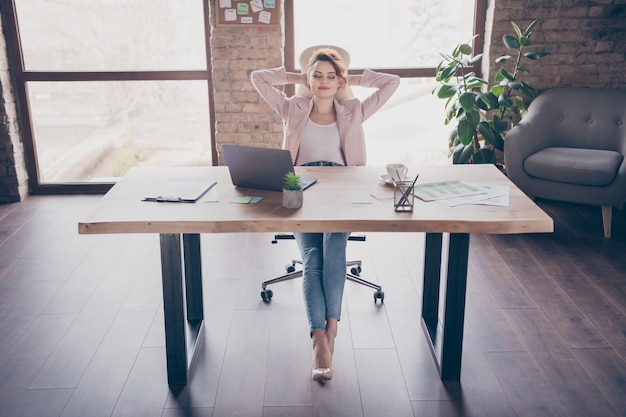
[{"x1": 282, "y1": 189, "x2": 303, "y2": 209}]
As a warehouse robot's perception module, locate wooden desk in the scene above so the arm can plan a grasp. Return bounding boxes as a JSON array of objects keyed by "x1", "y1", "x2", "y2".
[{"x1": 79, "y1": 165, "x2": 553, "y2": 385}]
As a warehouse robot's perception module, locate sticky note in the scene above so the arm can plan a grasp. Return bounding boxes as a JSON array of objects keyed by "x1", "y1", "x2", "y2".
[
  {"x1": 250, "y1": 0, "x2": 264, "y2": 13},
  {"x1": 224, "y1": 9, "x2": 236, "y2": 21},
  {"x1": 237, "y1": 3, "x2": 249, "y2": 14},
  {"x1": 258, "y1": 11, "x2": 271, "y2": 24},
  {"x1": 231, "y1": 196, "x2": 252, "y2": 204}
]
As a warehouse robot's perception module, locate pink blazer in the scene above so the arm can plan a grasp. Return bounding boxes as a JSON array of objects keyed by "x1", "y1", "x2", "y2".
[{"x1": 250, "y1": 66, "x2": 400, "y2": 166}]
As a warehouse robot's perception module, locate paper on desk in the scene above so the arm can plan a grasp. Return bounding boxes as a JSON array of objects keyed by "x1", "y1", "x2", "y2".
[
  {"x1": 143, "y1": 179, "x2": 217, "y2": 203},
  {"x1": 413, "y1": 180, "x2": 486, "y2": 202},
  {"x1": 437, "y1": 184, "x2": 509, "y2": 207}
]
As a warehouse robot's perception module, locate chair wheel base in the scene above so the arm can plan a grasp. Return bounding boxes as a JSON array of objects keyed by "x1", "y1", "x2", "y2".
[
  {"x1": 261, "y1": 289, "x2": 273, "y2": 303},
  {"x1": 374, "y1": 291, "x2": 385, "y2": 303}
]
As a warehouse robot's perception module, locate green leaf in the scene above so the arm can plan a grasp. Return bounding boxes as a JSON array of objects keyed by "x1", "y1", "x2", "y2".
[
  {"x1": 437, "y1": 84, "x2": 458, "y2": 99},
  {"x1": 524, "y1": 20, "x2": 538, "y2": 37},
  {"x1": 520, "y1": 81, "x2": 539, "y2": 99},
  {"x1": 474, "y1": 148, "x2": 497, "y2": 164},
  {"x1": 489, "y1": 86, "x2": 504, "y2": 101},
  {"x1": 503, "y1": 34, "x2": 520, "y2": 49},
  {"x1": 439, "y1": 52, "x2": 453, "y2": 62},
  {"x1": 459, "y1": 92, "x2": 475, "y2": 112},
  {"x1": 499, "y1": 68, "x2": 517, "y2": 82},
  {"x1": 466, "y1": 80, "x2": 486, "y2": 90},
  {"x1": 519, "y1": 35, "x2": 529, "y2": 47},
  {"x1": 495, "y1": 55, "x2": 512, "y2": 63},
  {"x1": 445, "y1": 105, "x2": 456, "y2": 124},
  {"x1": 489, "y1": 85, "x2": 504, "y2": 98},
  {"x1": 480, "y1": 92, "x2": 499, "y2": 109},
  {"x1": 462, "y1": 71, "x2": 476, "y2": 80},
  {"x1": 457, "y1": 119, "x2": 476, "y2": 145},
  {"x1": 439, "y1": 65, "x2": 458, "y2": 82},
  {"x1": 478, "y1": 121, "x2": 495, "y2": 145},
  {"x1": 498, "y1": 92, "x2": 513, "y2": 108},
  {"x1": 525, "y1": 51, "x2": 551, "y2": 60},
  {"x1": 459, "y1": 144, "x2": 475, "y2": 164},
  {"x1": 475, "y1": 96, "x2": 489, "y2": 110},
  {"x1": 511, "y1": 21, "x2": 523, "y2": 38},
  {"x1": 448, "y1": 129, "x2": 460, "y2": 149},
  {"x1": 514, "y1": 96, "x2": 526, "y2": 112},
  {"x1": 468, "y1": 53, "x2": 483, "y2": 66},
  {"x1": 459, "y1": 43, "x2": 473, "y2": 55},
  {"x1": 492, "y1": 114, "x2": 509, "y2": 132},
  {"x1": 451, "y1": 143, "x2": 468, "y2": 164},
  {"x1": 465, "y1": 108, "x2": 481, "y2": 127}
]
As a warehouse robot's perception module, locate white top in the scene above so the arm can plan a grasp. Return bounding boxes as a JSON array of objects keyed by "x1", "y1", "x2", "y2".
[{"x1": 295, "y1": 119, "x2": 345, "y2": 166}]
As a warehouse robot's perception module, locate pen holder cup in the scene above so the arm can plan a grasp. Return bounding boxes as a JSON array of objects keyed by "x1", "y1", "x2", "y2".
[{"x1": 394, "y1": 180, "x2": 415, "y2": 212}]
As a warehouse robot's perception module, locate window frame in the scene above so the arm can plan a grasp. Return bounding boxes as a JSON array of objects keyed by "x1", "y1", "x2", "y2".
[
  {"x1": 2, "y1": 0, "x2": 217, "y2": 194},
  {"x1": 284, "y1": 0, "x2": 486, "y2": 81}
]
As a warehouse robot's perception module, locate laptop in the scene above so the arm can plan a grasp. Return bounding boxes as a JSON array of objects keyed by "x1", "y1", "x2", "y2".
[{"x1": 223, "y1": 144, "x2": 317, "y2": 192}]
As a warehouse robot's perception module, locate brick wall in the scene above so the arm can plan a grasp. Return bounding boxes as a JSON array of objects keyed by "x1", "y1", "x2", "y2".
[
  {"x1": 210, "y1": 2, "x2": 284, "y2": 165},
  {"x1": 0, "y1": 10, "x2": 26, "y2": 203},
  {"x1": 485, "y1": 0, "x2": 626, "y2": 91}
]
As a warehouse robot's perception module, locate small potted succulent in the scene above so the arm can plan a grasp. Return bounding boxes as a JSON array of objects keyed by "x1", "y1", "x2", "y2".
[{"x1": 282, "y1": 171, "x2": 303, "y2": 209}]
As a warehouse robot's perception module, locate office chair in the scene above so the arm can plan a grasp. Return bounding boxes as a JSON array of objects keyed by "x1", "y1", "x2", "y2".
[{"x1": 260, "y1": 233, "x2": 384, "y2": 303}]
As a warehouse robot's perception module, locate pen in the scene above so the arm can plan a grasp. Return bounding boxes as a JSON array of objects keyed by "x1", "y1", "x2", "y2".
[{"x1": 395, "y1": 174, "x2": 419, "y2": 208}]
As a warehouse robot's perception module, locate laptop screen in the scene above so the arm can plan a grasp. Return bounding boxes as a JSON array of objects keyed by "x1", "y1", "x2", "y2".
[{"x1": 223, "y1": 144, "x2": 316, "y2": 192}]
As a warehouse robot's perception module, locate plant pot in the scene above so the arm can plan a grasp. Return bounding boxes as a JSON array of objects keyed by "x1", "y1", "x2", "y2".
[{"x1": 282, "y1": 189, "x2": 303, "y2": 209}]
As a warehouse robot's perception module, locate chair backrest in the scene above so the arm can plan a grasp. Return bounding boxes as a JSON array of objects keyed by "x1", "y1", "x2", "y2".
[{"x1": 522, "y1": 88, "x2": 626, "y2": 152}]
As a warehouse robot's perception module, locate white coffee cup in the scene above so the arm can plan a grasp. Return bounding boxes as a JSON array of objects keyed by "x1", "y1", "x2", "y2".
[{"x1": 386, "y1": 163, "x2": 408, "y2": 181}]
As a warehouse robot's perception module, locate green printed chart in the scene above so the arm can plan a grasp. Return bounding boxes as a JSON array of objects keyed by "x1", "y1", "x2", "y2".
[{"x1": 413, "y1": 180, "x2": 486, "y2": 201}]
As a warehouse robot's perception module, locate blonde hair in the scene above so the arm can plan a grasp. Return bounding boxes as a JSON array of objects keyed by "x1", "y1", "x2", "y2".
[{"x1": 306, "y1": 48, "x2": 347, "y2": 88}]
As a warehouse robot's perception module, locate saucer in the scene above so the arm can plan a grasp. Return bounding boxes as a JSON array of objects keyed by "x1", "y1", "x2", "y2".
[{"x1": 378, "y1": 174, "x2": 411, "y2": 185}]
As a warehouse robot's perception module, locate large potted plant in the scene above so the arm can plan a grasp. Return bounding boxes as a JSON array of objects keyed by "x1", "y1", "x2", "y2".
[{"x1": 433, "y1": 20, "x2": 551, "y2": 165}]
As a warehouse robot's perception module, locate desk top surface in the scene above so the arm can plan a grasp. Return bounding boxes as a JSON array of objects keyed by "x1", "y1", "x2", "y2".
[{"x1": 78, "y1": 165, "x2": 553, "y2": 235}]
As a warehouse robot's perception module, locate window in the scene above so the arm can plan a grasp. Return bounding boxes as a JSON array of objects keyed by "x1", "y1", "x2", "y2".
[
  {"x1": 287, "y1": 0, "x2": 484, "y2": 167},
  {"x1": 6, "y1": 0, "x2": 215, "y2": 193}
]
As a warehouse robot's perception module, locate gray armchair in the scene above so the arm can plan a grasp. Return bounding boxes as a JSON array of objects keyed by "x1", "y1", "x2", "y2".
[{"x1": 504, "y1": 87, "x2": 626, "y2": 238}]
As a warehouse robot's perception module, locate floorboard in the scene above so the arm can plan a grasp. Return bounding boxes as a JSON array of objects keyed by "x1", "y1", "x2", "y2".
[{"x1": 0, "y1": 195, "x2": 625, "y2": 416}]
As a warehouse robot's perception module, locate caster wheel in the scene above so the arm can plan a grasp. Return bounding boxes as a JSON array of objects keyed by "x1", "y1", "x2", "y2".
[
  {"x1": 261, "y1": 289, "x2": 273, "y2": 303},
  {"x1": 374, "y1": 291, "x2": 384, "y2": 303},
  {"x1": 286, "y1": 264, "x2": 296, "y2": 273},
  {"x1": 350, "y1": 266, "x2": 362, "y2": 275}
]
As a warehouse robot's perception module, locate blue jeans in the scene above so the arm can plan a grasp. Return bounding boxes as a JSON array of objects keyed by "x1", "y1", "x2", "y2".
[{"x1": 294, "y1": 232, "x2": 350, "y2": 334}]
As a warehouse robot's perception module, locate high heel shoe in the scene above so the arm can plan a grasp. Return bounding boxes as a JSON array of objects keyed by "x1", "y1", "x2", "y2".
[{"x1": 312, "y1": 367, "x2": 333, "y2": 382}]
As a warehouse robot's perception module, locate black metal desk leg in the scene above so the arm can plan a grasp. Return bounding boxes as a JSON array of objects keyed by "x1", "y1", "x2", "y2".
[
  {"x1": 421, "y1": 232, "x2": 470, "y2": 381},
  {"x1": 422, "y1": 233, "x2": 443, "y2": 325},
  {"x1": 159, "y1": 233, "x2": 188, "y2": 385},
  {"x1": 440, "y1": 232, "x2": 470, "y2": 380},
  {"x1": 183, "y1": 234, "x2": 204, "y2": 321}
]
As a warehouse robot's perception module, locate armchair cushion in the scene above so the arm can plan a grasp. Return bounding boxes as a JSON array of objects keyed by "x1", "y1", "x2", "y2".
[{"x1": 524, "y1": 147, "x2": 623, "y2": 186}]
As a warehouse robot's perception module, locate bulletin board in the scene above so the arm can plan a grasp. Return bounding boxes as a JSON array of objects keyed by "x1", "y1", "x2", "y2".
[{"x1": 215, "y1": 0, "x2": 281, "y2": 26}]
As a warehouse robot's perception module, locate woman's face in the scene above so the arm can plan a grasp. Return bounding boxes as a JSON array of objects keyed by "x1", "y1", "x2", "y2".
[{"x1": 307, "y1": 60, "x2": 341, "y2": 99}]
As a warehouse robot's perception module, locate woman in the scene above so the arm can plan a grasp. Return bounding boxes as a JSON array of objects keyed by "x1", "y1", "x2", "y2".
[{"x1": 251, "y1": 46, "x2": 399, "y2": 382}]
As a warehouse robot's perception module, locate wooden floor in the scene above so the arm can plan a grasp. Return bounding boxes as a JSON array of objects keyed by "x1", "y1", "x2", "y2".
[{"x1": 1, "y1": 195, "x2": 625, "y2": 417}]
